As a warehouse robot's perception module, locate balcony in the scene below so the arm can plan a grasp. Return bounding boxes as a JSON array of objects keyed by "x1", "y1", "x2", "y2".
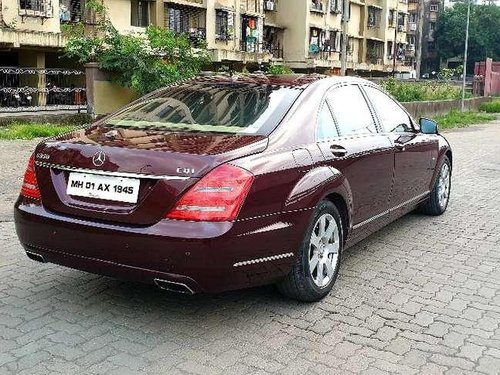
[{"x1": 59, "y1": 0, "x2": 98, "y2": 25}]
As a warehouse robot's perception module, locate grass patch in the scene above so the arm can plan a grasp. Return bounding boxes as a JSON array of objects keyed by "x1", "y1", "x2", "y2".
[
  {"x1": 0, "y1": 122, "x2": 78, "y2": 140},
  {"x1": 479, "y1": 100, "x2": 500, "y2": 113},
  {"x1": 434, "y1": 110, "x2": 496, "y2": 130}
]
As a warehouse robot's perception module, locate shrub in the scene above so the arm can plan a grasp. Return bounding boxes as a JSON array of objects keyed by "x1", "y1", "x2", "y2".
[
  {"x1": 267, "y1": 64, "x2": 294, "y2": 75},
  {"x1": 479, "y1": 100, "x2": 500, "y2": 113},
  {"x1": 380, "y1": 78, "x2": 462, "y2": 102},
  {"x1": 63, "y1": 1, "x2": 210, "y2": 95}
]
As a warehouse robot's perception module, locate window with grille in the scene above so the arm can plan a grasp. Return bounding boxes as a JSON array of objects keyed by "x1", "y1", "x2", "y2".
[
  {"x1": 167, "y1": 7, "x2": 190, "y2": 33},
  {"x1": 131, "y1": 0, "x2": 150, "y2": 27},
  {"x1": 330, "y1": 0, "x2": 342, "y2": 13},
  {"x1": 367, "y1": 7, "x2": 380, "y2": 28},
  {"x1": 388, "y1": 10, "x2": 396, "y2": 27},
  {"x1": 216, "y1": 10, "x2": 233, "y2": 41},
  {"x1": 19, "y1": 0, "x2": 53, "y2": 17},
  {"x1": 430, "y1": 4, "x2": 438, "y2": 12}
]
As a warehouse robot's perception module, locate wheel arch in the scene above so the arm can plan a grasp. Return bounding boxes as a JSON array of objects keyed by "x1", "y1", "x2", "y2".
[
  {"x1": 323, "y1": 192, "x2": 350, "y2": 245},
  {"x1": 445, "y1": 149, "x2": 453, "y2": 170}
]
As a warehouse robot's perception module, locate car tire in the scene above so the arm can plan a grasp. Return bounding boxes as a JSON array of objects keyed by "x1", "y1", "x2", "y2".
[
  {"x1": 276, "y1": 200, "x2": 343, "y2": 302},
  {"x1": 421, "y1": 156, "x2": 451, "y2": 216}
]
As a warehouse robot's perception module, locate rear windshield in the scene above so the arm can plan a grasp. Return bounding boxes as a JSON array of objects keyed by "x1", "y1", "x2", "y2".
[{"x1": 106, "y1": 82, "x2": 301, "y2": 135}]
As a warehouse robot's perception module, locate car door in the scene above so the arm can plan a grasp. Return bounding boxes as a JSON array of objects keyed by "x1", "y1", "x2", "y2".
[
  {"x1": 361, "y1": 85, "x2": 439, "y2": 208},
  {"x1": 316, "y1": 84, "x2": 394, "y2": 227}
]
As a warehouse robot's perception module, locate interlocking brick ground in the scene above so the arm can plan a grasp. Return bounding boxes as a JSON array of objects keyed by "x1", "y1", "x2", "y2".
[{"x1": 0, "y1": 121, "x2": 499, "y2": 374}]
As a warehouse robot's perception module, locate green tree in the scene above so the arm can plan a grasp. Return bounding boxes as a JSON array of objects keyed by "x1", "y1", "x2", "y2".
[
  {"x1": 436, "y1": 3, "x2": 500, "y2": 72},
  {"x1": 63, "y1": 1, "x2": 210, "y2": 95}
]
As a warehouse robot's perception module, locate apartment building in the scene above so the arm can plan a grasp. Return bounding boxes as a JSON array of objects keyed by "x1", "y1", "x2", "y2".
[
  {"x1": 0, "y1": 0, "x2": 414, "y2": 110},
  {"x1": 405, "y1": 0, "x2": 442, "y2": 78},
  {"x1": 271, "y1": 0, "x2": 410, "y2": 75}
]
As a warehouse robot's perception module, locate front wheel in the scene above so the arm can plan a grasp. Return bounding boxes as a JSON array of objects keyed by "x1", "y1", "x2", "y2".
[
  {"x1": 276, "y1": 200, "x2": 343, "y2": 302},
  {"x1": 421, "y1": 156, "x2": 451, "y2": 216}
]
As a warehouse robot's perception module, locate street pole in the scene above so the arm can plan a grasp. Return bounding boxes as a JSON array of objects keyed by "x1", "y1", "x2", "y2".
[
  {"x1": 392, "y1": 25, "x2": 397, "y2": 77},
  {"x1": 392, "y1": 1, "x2": 399, "y2": 77},
  {"x1": 415, "y1": 0, "x2": 424, "y2": 78},
  {"x1": 461, "y1": 0, "x2": 471, "y2": 112},
  {"x1": 340, "y1": 0, "x2": 349, "y2": 76}
]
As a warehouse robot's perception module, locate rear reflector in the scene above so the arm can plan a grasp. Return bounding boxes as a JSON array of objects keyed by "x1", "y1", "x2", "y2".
[
  {"x1": 166, "y1": 164, "x2": 254, "y2": 221},
  {"x1": 20, "y1": 155, "x2": 41, "y2": 200}
]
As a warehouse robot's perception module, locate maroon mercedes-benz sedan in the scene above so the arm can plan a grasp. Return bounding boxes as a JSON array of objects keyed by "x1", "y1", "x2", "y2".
[{"x1": 14, "y1": 75, "x2": 452, "y2": 301}]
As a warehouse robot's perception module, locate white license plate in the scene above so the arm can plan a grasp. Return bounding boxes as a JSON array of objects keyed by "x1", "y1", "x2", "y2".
[{"x1": 67, "y1": 172, "x2": 140, "y2": 203}]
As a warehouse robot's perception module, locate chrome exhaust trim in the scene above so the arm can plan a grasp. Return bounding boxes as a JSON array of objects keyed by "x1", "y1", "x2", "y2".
[
  {"x1": 26, "y1": 251, "x2": 46, "y2": 263},
  {"x1": 154, "y1": 278, "x2": 195, "y2": 295}
]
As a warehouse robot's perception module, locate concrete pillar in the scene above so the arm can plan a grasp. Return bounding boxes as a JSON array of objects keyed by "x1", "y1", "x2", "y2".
[
  {"x1": 485, "y1": 58, "x2": 493, "y2": 97},
  {"x1": 152, "y1": 0, "x2": 165, "y2": 28},
  {"x1": 18, "y1": 50, "x2": 46, "y2": 107},
  {"x1": 85, "y1": 62, "x2": 98, "y2": 118}
]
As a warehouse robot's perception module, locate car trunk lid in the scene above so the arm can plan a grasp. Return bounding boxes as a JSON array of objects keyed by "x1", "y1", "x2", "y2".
[{"x1": 34, "y1": 125, "x2": 267, "y2": 225}]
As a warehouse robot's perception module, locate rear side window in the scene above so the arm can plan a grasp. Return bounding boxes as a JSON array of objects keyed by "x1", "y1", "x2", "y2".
[
  {"x1": 106, "y1": 83, "x2": 301, "y2": 136},
  {"x1": 316, "y1": 103, "x2": 338, "y2": 140},
  {"x1": 363, "y1": 86, "x2": 414, "y2": 133},
  {"x1": 326, "y1": 85, "x2": 377, "y2": 136}
]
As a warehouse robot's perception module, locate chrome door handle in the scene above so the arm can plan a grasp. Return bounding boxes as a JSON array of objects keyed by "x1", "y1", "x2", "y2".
[
  {"x1": 329, "y1": 145, "x2": 348, "y2": 157},
  {"x1": 395, "y1": 143, "x2": 406, "y2": 152}
]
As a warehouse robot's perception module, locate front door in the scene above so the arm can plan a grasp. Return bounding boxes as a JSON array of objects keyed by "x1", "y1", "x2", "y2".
[
  {"x1": 362, "y1": 85, "x2": 439, "y2": 208},
  {"x1": 316, "y1": 84, "x2": 395, "y2": 227}
]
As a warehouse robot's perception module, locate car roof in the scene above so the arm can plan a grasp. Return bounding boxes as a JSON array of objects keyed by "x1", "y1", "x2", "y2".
[{"x1": 189, "y1": 73, "x2": 372, "y2": 90}]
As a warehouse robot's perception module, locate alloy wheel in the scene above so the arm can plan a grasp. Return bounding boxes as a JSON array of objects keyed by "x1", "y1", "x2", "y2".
[
  {"x1": 309, "y1": 213, "x2": 340, "y2": 288},
  {"x1": 437, "y1": 162, "x2": 451, "y2": 209}
]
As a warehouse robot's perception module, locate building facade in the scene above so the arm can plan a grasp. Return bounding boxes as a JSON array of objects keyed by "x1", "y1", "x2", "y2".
[{"x1": 0, "y1": 0, "x2": 415, "y2": 110}]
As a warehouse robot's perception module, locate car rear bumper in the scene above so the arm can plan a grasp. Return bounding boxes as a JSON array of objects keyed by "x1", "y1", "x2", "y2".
[{"x1": 14, "y1": 198, "x2": 312, "y2": 293}]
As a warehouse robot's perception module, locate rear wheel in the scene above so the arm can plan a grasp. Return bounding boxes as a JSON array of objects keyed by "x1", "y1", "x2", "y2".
[
  {"x1": 277, "y1": 200, "x2": 343, "y2": 302},
  {"x1": 421, "y1": 156, "x2": 451, "y2": 216}
]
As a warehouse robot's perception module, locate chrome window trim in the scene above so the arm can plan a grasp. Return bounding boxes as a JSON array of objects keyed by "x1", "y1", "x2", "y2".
[{"x1": 35, "y1": 161, "x2": 191, "y2": 181}]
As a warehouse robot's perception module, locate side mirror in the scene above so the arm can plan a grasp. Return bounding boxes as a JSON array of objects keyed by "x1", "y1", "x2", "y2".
[{"x1": 420, "y1": 118, "x2": 438, "y2": 134}]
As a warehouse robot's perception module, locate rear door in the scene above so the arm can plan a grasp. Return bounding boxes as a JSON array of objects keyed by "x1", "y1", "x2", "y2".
[
  {"x1": 361, "y1": 85, "x2": 438, "y2": 207},
  {"x1": 316, "y1": 84, "x2": 394, "y2": 226}
]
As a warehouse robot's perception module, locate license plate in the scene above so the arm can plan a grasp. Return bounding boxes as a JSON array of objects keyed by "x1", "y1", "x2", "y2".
[{"x1": 67, "y1": 172, "x2": 140, "y2": 203}]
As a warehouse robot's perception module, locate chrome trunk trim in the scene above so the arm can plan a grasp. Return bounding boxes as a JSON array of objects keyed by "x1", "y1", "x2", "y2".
[{"x1": 35, "y1": 161, "x2": 191, "y2": 180}]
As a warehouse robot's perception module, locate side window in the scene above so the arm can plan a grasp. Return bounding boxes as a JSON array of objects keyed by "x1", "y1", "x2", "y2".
[
  {"x1": 316, "y1": 103, "x2": 339, "y2": 140},
  {"x1": 326, "y1": 85, "x2": 377, "y2": 136},
  {"x1": 363, "y1": 86, "x2": 413, "y2": 133}
]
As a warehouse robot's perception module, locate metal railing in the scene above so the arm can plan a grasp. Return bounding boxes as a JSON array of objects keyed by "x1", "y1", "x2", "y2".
[
  {"x1": 309, "y1": 50, "x2": 336, "y2": 60},
  {"x1": 240, "y1": 40, "x2": 263, "y2": 53},
  {"x1": 0, "y1": 67, "x2": 86, "y2": 112},
  {"x1": 263, "y1": 42, "x2": 283, "y2": 59}
]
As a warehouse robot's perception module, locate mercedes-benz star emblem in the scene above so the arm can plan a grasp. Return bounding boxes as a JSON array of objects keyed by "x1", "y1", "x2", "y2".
[{"x1": 92, "y1": 151, "x2": 106, "y2": 167}]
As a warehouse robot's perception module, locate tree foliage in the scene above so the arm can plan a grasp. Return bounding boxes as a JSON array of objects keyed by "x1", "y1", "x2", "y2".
[
  {"x1": 63, "y1": 1, "x2": 210, "y2": 94},
  {"x1": 436, "y1": 3, "x2": 500, "y2": 71}
]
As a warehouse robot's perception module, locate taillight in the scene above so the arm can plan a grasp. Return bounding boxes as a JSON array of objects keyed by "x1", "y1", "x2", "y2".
[
  {"x1": 166, "y1": 164, "x2": 254, "y2": 222},
  {"x1": 21, "y1": 154, "x2": 41, "y2": 200}
]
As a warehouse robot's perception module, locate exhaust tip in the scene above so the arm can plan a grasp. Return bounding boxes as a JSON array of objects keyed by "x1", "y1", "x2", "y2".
[
  {"x1": 154, "y1": 278, "x2": 195, "y2": 295},
  {"x1": 26, "y1": 251, "x2": 46, "y2": 263}
]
